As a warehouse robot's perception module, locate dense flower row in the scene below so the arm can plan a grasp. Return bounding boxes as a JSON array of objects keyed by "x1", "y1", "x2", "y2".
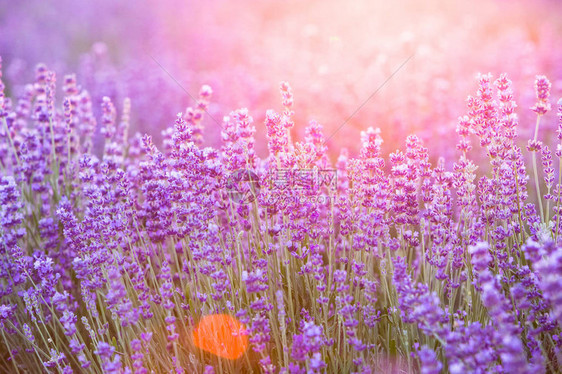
[{"x1": 0, "y1": 58, "x2": 561, "y2": 373}]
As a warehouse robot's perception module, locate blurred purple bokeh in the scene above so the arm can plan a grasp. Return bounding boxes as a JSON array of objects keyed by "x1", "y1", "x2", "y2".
[{"x1": 1, "y1": 0, "x2": 562, "y2": 161}]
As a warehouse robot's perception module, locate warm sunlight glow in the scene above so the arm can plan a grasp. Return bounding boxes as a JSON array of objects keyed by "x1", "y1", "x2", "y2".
[{"x1": 192, "y1": 314, "x2": 249, "y2": 360}]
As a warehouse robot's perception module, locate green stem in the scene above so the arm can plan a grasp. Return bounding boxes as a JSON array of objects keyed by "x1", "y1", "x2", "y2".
[{"x1": 532, "y1": 115, "x2": 544, "y2": 220}]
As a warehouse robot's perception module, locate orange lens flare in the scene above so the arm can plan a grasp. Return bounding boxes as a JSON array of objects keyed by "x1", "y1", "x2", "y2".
[{"x1": 192, "y1": 314, "x2": 249, "y2": 360}]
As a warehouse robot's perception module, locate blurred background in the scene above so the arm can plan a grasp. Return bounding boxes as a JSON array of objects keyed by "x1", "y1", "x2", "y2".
[{"x1": 1, "y1": 0, "x2": 562, "y2": 161}]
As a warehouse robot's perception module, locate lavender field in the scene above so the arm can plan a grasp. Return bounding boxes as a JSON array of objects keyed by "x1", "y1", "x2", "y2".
[{"x1": 1, "y1": 0, "x2": 562, "y2": 373}]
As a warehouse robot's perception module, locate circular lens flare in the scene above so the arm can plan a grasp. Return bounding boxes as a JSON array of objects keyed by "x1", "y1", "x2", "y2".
[{"x1": 192, "y1": 314, "x2": 249, "y2": 360}]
